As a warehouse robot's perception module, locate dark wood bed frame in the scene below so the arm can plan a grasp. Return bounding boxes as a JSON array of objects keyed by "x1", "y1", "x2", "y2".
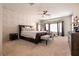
[{"x1": 19, "y1": 25, "x2": 48, "y2": 44}]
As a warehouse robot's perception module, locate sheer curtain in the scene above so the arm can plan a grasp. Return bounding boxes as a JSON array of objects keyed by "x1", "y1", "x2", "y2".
[
  {"x1": 45, "y1": 22, "x2": 63, "y2": 36},
  {"x1": 46, "y1": 23, "x2": 57, "y2": 32},
  {"x1": 50, "y1": 24, "x2": 57, "y2": 32}
]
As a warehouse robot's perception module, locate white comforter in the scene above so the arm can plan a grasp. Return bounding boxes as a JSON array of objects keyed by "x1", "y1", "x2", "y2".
[{"x1": 21, "y1": 31, "x2": 47, "y2": 39}]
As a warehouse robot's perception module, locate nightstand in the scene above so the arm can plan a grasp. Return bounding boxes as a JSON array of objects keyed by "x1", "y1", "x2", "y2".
[{"x1": 9, "y1": 33, "x2": 18, "y2": 40}]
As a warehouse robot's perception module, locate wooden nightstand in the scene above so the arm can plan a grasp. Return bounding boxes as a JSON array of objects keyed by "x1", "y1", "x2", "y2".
[{"x1": 9, "y1": 33, "x2": 18, "y2": 40}]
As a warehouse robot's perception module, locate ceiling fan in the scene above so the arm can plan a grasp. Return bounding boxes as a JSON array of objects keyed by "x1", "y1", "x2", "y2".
[{"x1": 41, "y1": 10, "x2": 51, "y2": 17}]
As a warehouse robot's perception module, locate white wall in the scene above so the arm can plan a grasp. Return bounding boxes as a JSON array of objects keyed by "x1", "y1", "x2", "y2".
[{"x1": 0, "y1": 4, "x2": 2, "y2": 55}]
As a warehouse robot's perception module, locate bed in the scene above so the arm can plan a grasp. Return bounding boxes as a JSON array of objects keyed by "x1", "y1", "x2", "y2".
[{"x1": 19, "y1": 25, "x2": 48, "y2": 44}]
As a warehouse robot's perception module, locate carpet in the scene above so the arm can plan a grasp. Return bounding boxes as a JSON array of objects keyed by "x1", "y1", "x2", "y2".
[{"x1": 3, "y1": 36, "x2": 71, "y2": 56}]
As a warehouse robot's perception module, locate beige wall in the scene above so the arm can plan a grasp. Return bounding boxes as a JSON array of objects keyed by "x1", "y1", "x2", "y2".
[
  {"x1": 3, "y1": 4, "x2": 40, "y2": 41},
  {"x1": 63, "y1": 15, "x2": 72, "y2": 35},
  {"x1": 0, "y1": 4, "x2": 2, "y2": 55}
]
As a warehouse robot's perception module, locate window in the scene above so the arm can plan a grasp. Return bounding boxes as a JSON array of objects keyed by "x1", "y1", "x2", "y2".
[
  {"x1": 45, "y1": 23, "x2": 62, "y2": 33},
  {"x1": 46, "y1": 24, "x2": 49, "y2": 30},
  {"x1": 38, "y1": 24, "x2": 40, "y2": 31},
  {"x1": 59, "y1": 22, "x2": 62, "y2": 33},
  {"x1": 50, "y1": 23, "x2": 57, "y2": 32}
]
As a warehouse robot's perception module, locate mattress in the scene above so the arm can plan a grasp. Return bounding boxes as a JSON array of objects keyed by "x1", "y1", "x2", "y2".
[{"x1": 21, "y1": 31, "x2": 47, "y2": 39}]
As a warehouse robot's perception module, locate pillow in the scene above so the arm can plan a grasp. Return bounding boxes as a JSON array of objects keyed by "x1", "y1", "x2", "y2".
[
  {"x1": 22, "y1": 27, "x2": 34, "y2": 31},
  {"x1": 22, "y1": 27, "x2": 31, "y2": 31},
  {"x1": 22, "y1": 27, "x2": 26, "y2": 31},
  {"x1": 25, "y1": 27, "x2": 32, "y2": 31}
]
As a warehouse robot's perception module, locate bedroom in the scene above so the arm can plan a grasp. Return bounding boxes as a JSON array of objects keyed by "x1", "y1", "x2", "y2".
[{"x1": 1, "y1": 3, "x2": 79, "y2": 56}]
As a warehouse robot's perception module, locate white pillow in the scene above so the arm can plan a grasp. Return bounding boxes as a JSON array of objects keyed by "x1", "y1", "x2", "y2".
[
  {"x1": 22, "y1": 27, "x2": 26, "y2": 31},
  {"x1": 22, "y1": 27, "x2": 34, "y2": 31},
  {"x1": 25, "y1": 27, "x2": 32, "y2": 31}
]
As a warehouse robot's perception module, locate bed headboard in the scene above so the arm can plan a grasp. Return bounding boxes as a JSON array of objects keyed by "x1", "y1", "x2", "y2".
[{"x1": 19, "y1": 25, "x2": 32, "y2": 38}]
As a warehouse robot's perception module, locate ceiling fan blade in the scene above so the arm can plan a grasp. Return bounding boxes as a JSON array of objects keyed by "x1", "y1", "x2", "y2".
[
  {"x1": 45, "y1": 14, "x2": 51, "y2": 16},
  {"x1": 43, "y1": 10, "x2": 48, "y2": 14}
]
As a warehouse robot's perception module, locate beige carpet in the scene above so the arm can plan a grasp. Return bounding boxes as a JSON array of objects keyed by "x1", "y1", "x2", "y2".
[
  {"x1": 3, "y1": 36, "x2": 71, "y2": 56},
  {"x1": 0, "y1": 47, "x2": 2, "y2": 56},
  {"x1": 0, "y1": 42, "x2": 2, "y2": 55}
]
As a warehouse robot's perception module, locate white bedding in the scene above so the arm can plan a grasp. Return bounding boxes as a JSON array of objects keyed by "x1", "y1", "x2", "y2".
[{"x1": 21, "y1": 31, "x2": 47, "y2": 39}]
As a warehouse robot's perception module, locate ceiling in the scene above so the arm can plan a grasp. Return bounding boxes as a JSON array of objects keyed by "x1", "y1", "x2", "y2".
[{"x1": 3, "y1": 3, "x2": 79, "y2": 19}]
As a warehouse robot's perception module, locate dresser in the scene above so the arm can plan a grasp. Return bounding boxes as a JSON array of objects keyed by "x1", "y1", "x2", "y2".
[{"x1": 68, "y1": 32, "x2": 79, "y2": 56}]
